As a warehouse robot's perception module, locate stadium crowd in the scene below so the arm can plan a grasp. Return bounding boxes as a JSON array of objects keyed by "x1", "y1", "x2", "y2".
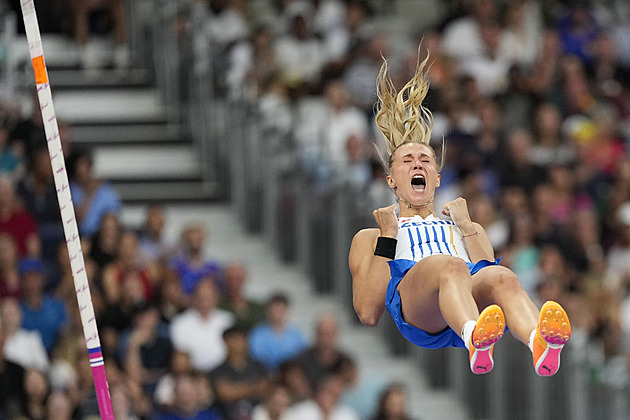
[{"x1": 2, "y1": 0, "x2": 630, "y2": 418}]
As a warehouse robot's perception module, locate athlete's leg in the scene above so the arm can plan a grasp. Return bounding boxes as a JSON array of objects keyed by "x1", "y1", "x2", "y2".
[
  {"x1": 470, "y1": 265, "x2": 538, "y2": 343},
  {"x1": 397, "y1": 255, "x2": 505, "y2": 375},
  {"x1": 470, "y1": 264, "x2": 570, "y2": 376},
  {"x1": 397, "y1": 255, "x2": 479, "y2": 335}
]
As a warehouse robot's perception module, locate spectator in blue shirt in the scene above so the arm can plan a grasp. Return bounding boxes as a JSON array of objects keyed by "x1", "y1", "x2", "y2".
[
  {"x1": 249, "y1": 293, "x2": 308, "y2": 371},
  {"x1": 68, "y1": 149, "x2": 122, "y2": 237},
  {"x1": 168, "y1": 221, "x2": 223, "y2": 297},
  {"x1": 18, "y1": 258, "x2": 67, "y2": 354}
]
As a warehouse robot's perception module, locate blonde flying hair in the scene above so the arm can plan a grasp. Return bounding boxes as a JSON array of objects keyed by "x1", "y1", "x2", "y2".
[{"x1": 375, "y1": 48, "x2": 444, "y2": 173}]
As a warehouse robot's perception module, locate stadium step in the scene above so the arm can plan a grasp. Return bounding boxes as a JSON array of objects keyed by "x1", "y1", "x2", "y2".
[{"x1": 16, "y1": 34, "x2": 220, "y2": 203}]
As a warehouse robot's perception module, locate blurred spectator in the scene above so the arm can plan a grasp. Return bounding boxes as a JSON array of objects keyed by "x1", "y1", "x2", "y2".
[
  {"x1": 501, "y1": 212, "x2": 540, "y2": 297},
  {"x1": 124, "y1": 376, "x2": 155, "y2": 420},
  {"x1": 249, "y1": 293, "x2": 308, "y2": 371},
  {"x1": 251, "y1": 381, "x2": 292, "y2": 420},
  {"x1": 71, "y1": 0, "x2": 130, "y2": 69},
  {"x1": 137, "y1": 205, "x2": 175, "y2": 266},
  {"x1": 88, "y1": 211, "x2": 121, "y2": 270},
  {"x1": 607, "y1": 202, "x2": 630, "y2": 286},
  {"x1": 68, "y1": 149, "x2": 122, "y2": 238},
  {"x1": 497, "y1": 128, "x2": 545, "y2": 195},
  {"x1": 518, "y1": 29, "x2": 562, "y2": 98},
  {"x1": 467, "y1": 193, "x2": 509, "y2": 252},
  {"x1": 0, "y1": 325, "x2": 27, "y2": 419},
  {"x1": 587, "y1": 31, "x2": 630, "y2": 102},
  {"x1": 545, "y1": 165, "x2": 579, "y2": 228},
  {"x1": 371, "y1": 383, "x2": 412, "y2": 420},
  {"x1": 101, "y1": 230, "x2": 160, "y2": 306},
  {"x1": 459, "y1": 20, "x2": 513, "y2": 97},
  {"x1": 533, "y1": 244, "x2": 578, "y2": 305},
  {"x1": 335, "y1": 357, "x2": 386, "y2": 420},
  {"x1": 530, "y1": 102, "x2": 576, "y2": 169},
  {"x1": 341, "y1": 134, "x2": 372, "y2": 191},
  {"x1": 283, "y1": 374, "x2": 358, "y2": 420},
  {"x1": 470, "y1": 98, "x2": 504, "y2": 175},
  {"x1": 441, "y1": 0, "x2": 498, "y2": 61},
  {"x1": 46, "y1": 390, "x2": 75, "y2": 420},
  {"x1": 217, "y1": 261, "x2": 266, "y2": 330},
  {"x1": 274, "y1": 10, "x2": 327, "y2": 94},
  {"x1": 403, "y1": 29, "x2": 457, "y2": 112},
  {"x1": 16, "y1": 145, "x2": 64, "y2": 271},
  {"x1": 98, "y1": 264, "x2": 150, "y2": 359},
  {"x1": 0, "y1": 177, "x2": 40, "y2": 258},
  {"x1": 118, "y1": 302, "x2": 173, "y2": 393},
  {"x1": 9, "y1": 92, "x2": 45, "y2": 166},
  {"x1": 342, "y1": 32, "x2": 389, "y2": 116},
  {"x1": 227, "y1": 25, "x2": 279, "y2": 103},
  {"x1": 19, "y1": 258, "x2": 67, "y2": 354},
  {"x1": 170, "y1": 279, "x2": 235, "y2": 373},
  {"x1": 0, "y1": 120, "x2": 23, "y2": 181},
  {"x1": 0, "y1": 233, "x2": 22, "y2": 298},
  {"x1": 0, "y1": 297, "x2": 49, "y2": 372},
  {"x1": 168, "y1": 221, "x2": 224, "y2": 298},
  {"x1": 277, "y1": 359, "x2": 312, "y2": 404},
  {"x1": 111, "y1": 382, "x2": 143, "y2": 420},
  {"x1": 582, "y1": 104, "x2": 626, "y2": 179},
  {"x1": 154, "y1": 350, "x2": 194, "y2": 410},
  {"x1": 291, "y1": 314, "x2": 351, "y2": 391},
  {"x1": 210, "y1": 325, "x2": 269, "y2": 420},
  {"x1": 153, "y1": 373, "x2": 222, "y2": 420},
  {"x1": 555, "y1": 55, "x2": 597, "y2": 116},
  {"x1": 530, "y1": 182, "x2": 582, "y2": 268},
  {"x1": 322, "y1": 0, "x2": 373, "y2": 69},
  {"x1": 501, "y1": 0, "x2": 543, "y2": 71},
  {"x1": 47, "y1": 331, "x2": 84, "y2": 409},
  {"x1": 294, "y1": 79, "x2": 369, "y2": 184},
  {"x1": 24, "y1": 368, "x2": 49, "y2": 420},
  {"x1": 201, "y1": 0, "x2": 249, "y2": 52},
  {"x1": 556, "y1": 2, "x2": 600, "y2": 66},
  {"x1": 157, "y1": 273, "x2": 188, "y2": 324},
  {"x1": 258, "y1": 70, "x2": 293, "y2": 142}
]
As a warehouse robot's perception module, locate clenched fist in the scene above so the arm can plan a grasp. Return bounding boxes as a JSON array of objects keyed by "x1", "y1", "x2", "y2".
[{"x1": 373, "y1": 203, "x2": 399, "y2": 238}]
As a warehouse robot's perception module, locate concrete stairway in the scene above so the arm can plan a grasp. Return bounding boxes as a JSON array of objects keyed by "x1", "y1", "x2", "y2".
[{"x1": 9, "y1": 33, "x2": 218, "y2": 203}]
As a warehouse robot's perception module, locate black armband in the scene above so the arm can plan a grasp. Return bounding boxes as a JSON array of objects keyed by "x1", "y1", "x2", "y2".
[{"x1": 374, "y1": 236, "x2": 397, "y2": 259}]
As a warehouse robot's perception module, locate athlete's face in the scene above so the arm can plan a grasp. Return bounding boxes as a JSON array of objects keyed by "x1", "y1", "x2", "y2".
[{"x1": 387, "y1": 143, "x2": 440, "y2": 206}]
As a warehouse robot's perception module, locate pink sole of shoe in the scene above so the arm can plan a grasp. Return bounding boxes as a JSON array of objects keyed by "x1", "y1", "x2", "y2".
[
  {"x1": 535, "y1": 344, "x2": 563, "y2": 376},
  {"x1": 471, "y1": 348, "x2": 494, "y2": 374}
]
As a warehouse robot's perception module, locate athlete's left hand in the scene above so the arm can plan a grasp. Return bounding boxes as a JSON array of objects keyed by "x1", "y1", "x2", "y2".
[{"x1": 442, "y1": 197, "x2": 475, "y2": 234}]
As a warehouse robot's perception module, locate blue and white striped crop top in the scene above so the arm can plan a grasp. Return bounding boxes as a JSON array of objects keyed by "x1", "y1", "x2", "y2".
[{"x1": 395, "y1": 214, "x2": 471, "y2": 263}]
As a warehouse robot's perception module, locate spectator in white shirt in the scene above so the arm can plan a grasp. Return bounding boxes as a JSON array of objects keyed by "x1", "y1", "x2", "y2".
[
  {"x1": 170, "y1": 279, "x2": 235, "y2": 373},
  {"x1": 0, "y1": 297, "x2": 48, "y2": 372}
]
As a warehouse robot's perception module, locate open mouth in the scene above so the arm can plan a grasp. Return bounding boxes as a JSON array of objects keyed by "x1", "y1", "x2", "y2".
[{"x1": 411, "y1": 175, "x2": 426, "y2": 191}]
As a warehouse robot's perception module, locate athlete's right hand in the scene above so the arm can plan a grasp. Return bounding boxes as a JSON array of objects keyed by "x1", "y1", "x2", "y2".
[{"x1": 373, "y1": 203, "x2": 399, "y2": 238}]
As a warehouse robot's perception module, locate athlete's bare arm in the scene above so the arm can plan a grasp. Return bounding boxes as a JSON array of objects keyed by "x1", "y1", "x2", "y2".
[{"x1": 349, "y1": 228, "x2": 393, "y2": 326}]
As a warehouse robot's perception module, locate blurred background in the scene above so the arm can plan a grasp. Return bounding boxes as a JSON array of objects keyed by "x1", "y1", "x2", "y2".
[{"x1": 0, "y1": 0, "x2": 629, "y2": 419}]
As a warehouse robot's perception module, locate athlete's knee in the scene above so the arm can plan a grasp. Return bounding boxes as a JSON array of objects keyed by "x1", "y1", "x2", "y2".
[
  {"x1": 489, "y1": 268, "x2": 522, "y2": 294},
  {"x1": 439, "y1": 258, "x2": 471, "y2": 283}
]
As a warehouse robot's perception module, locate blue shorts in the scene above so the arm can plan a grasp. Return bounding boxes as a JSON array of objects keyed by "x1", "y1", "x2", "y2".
[{"x1": 385, "y1": 258, "x2": 502, "y2": 349}]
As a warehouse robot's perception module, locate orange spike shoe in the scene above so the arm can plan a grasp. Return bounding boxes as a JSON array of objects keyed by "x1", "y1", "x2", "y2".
[
  {"x1": 469, "y1": 304, "x2": 505, "y2": 374},
  {"x1": 533, "y1": 301, "x2": 571, "y2": 377}
]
